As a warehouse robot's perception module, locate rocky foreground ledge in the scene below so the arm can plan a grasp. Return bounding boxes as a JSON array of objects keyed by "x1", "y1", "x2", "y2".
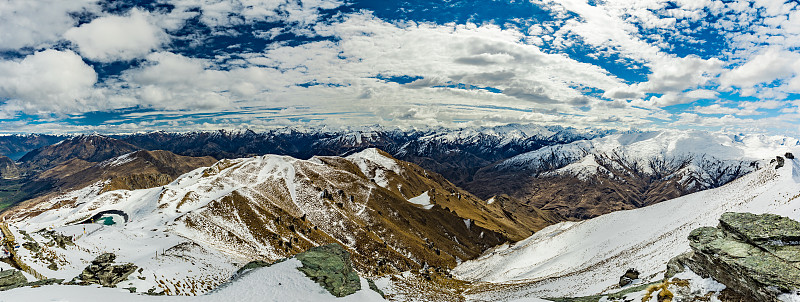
[{"x1": 668, "y1": 212, "x2": 800, "y2": 302}]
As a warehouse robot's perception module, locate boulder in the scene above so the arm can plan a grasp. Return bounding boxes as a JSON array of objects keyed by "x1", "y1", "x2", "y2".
[
  {"x1": 618, "y1": 268, "x2": 640, "y2": 287},
  {"x1": 786, "y1": 152, "x2": 795, "y2": 160},
  {"x1": 74, "y1": 253, "x2": 137, "y2": 287},
  {"x1": 774, "y1": 156, "x2": 785, "y2": 169},
  {"x1": 667, "y1": 212, "x2": 800, "y2": 302},
  {"x1": 294, "y1": 243, "x2": 361, "y2": 297},
  {"x1": 0, "y1": 270, "x2": 27, "y2": 290}
]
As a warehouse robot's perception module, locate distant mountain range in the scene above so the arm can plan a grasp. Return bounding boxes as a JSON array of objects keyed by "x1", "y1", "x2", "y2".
[
  {"x1": 0, "y1": 127, "x2": 799, "y2": 300},
  {"x1": 2, "y1": 126, "x2": 797, "y2": 221}
]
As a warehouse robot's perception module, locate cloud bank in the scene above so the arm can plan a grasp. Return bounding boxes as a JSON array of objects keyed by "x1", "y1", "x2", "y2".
[{"x1": 0, "y1": 0, "x2": 797, "y2": 134}]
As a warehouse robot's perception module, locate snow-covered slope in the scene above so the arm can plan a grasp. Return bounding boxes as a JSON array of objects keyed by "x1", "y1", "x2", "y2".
[
  {"x1": 453, "y1": 155, "x2": 800, "y2": 300},
  {"x1": 465, "y1": 130, "x2": 800, "y2": 219},
  {"x1": 497, "y1": 130, "x2": 798, "y2": 178},
  {"x1": 2, "y1": 258, "x2": 385, "y2": 302},
  {"x1": 2, "y1": 148, "x2": 523, "y2": 295}
]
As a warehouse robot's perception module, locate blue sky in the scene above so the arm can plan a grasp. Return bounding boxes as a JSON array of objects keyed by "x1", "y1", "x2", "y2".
[{"x1": 0, "y1": 0, "x2": 799, "y2": 134}]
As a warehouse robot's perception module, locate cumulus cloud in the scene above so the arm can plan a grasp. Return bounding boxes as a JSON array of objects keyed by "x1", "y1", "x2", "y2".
[
  {"x1": 0, "y1": 50, "x2": 99, "y2": 117},
  {"x1": 720, "y1": 48, "x2": 800, "y2": 91},
  {"x1": 166, "y1": 0, "x2": 344, "y2": 30},
  {"x1": 64, "y1": 9, "x2": 169, "y2": 62},
  {"x1": 1, "y1": 0, "x2": 798, "y2": 133},
  {"x1": 693, "y1": 104, "x2": 761, "y2": 116},
  {"x1": 0, "y1": 0, "x2": 99, "y2": 50},
  {"x1": 648, "y1": 89, "x2": 719, "y2": 107}
]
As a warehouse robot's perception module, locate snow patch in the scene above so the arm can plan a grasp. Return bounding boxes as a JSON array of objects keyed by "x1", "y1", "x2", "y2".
[
  {"x1": 407, "y1": 191, "x2": 433, "y2": 210},
  {"x1": 346, "y1": 148, "x2": 401, "y2": 188},
  {"x1": 100, "y1": 152, "x2": 137, "y2": 167},
  {"x1": 780, "y1": 292, "x2": 800, "y2": 302}
]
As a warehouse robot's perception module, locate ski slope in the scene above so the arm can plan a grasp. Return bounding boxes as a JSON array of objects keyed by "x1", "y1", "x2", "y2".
[{"x1": 454, "y1": 155, "x2": 800, "y2": 300}]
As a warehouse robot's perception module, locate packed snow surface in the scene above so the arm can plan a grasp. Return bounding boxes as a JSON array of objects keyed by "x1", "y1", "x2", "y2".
[
  {"x1": 454, "y1": 157, "x2": 800, "y2": 298},
  {"x1": 2, "y1": 259, "x2": 385, "y2": 302}
]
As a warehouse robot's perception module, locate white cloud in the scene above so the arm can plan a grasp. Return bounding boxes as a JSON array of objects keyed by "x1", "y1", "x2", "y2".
[
  {"x1": 0, "y1": 0, "x2": 99, "y2": 50},
  {"x1": 693, "y1": 104, "x2": 761, "y2": 116},
  {"x1": 0, "y1": 50, "x2": 99, "y2": 117},
  {"x1": 1, "y1": 0, "x2": 798, "y2": 133},
  {"x1": 648, "y1": 89, "x2": 719, "y2": 107},
  {"x1": 64, "y1": 9, "x2": 169, "y2": 62},
  {"x1": 165, "y1": 0, "x2": 344, "y2": 29},
  {"x1": 720, "y1": 48, "x2": 800, "y2": 89}
]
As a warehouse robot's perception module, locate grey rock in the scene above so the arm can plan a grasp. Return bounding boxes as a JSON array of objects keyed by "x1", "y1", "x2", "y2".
[
  {"x1": 0, "y1": 270, "x2": 27, "y2": 290},
  {"x1": 92, "y1": 252, "x2": 116, "y2": 265},
  {"x1": 774, "y1": 156, "x2": 785, "y2": 169},
  {"x1": 668, "y1": 212, "x2": 800, "y2": 302},
  {"x1": 74, "y1": 253, "x2": 137, "y2": 287},
  {"x1": 295, "y1": 243, "x2": 362, "y2": 297},
  {"x1": 664, "y1": 251, "x2": 693, "y2": 279},
  {"x1": 618, "y1": 268, "x2": 640, "y2": 287}
]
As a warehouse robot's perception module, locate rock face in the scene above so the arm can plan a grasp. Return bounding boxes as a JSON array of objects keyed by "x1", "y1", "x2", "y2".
[
  {"x1": 75, "y1": 253, "x2": 138, "y2": 287},
  {"x1": 0, "y1": 269, "x2": 28, "y2": 290},
  {"x1": 294, "y1": 244, "x2": 361, "y2": 297},
  {"x1": 669, "y1": 212, "x2": 800, "y2": 302}
]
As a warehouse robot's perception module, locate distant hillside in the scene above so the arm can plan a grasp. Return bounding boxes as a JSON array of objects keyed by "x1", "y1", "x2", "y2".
[
  {"x1": 0, "y1": 134, "x2": 66, "y2": 160},
  {"x1": 0, "y1": 136, "x2": 216, "y2": 212}
]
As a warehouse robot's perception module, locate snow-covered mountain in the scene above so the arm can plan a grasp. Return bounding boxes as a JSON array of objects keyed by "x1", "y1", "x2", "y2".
[
  {"x1": 453, "y1": 151, "x2": 800, "y2": 300},
  {"x1": 466, "y1": 130, "x2": 800, "y2": 219},
  {"x1": 0, "y1": 148, "x2": 548, "y2": 296},
  {"x1": 112, "y1": 124, "x2": 606, "y2": 187}
]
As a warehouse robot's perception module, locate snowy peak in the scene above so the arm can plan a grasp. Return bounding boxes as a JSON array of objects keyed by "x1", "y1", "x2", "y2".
[
  {"x1": 5, "y1": 149, "x2": 558, "y2": 295},
  {"x1": 466, "y1": 130, "x2": 799, "y2": 219},
  {"x1": 345, "y1": 148, "x2": 402, "y2": 188}
]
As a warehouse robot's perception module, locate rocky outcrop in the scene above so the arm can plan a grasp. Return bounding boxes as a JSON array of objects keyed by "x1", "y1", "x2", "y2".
[
  {"x1": 618, "y1": 268, "x2": 639, "y2": 287},
  {"x1": 772, "y1": 156, "x2": 785, "y2": 169},
  {"x1": 38, "y1": 229, "x2": 74, "y2": 249},
  {"x1": 667, "y1": 212, "x2": 800, "y2": 302},
  {"x1": 231, "y1": 244, "x2": 362, "y2": 297},
  {"x1": 74, "y1": 253, "x2": 137, "y2": 287},
  {"x1": 0, "y1": 269, "x2": 28, "y2": 290},
  {"x1": 295, "y1": 244, "x2": 362, "y2": 297}
]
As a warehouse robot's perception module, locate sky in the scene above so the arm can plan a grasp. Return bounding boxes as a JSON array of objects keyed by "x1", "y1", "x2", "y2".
[{"x1": 0, "y1": 0, "x2": 799, "y2": 134}]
